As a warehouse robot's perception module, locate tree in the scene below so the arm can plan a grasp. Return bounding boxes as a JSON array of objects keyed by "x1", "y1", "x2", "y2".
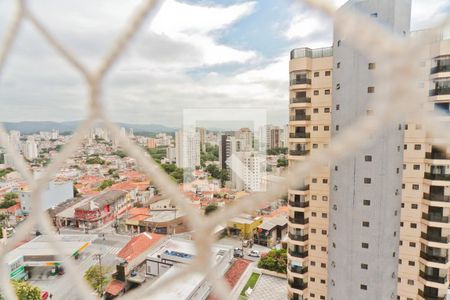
[
  {"x1": 0, "y1": 193, "x2": 18, "y2": 209},
  {"x1": 220, "y1": 169, "x2": 229, "y2": 187},
  {"x1": 204, "y1": 203, "x2": 218, "y2": 215},
  {"x1": 113, "y1": 150, "x2": 127, "y2": 158},
  {"x1": 276, "y1": 157, "x2": 288, "y2": 167},
  {"x1": 84, "y1": 265, "x2": 110, "y2": 296},
  {"x1": 86, "y1": 156, "x2": 105, "y2": 165},
  {"x1": 4, "y1": 192, "x2": 18, "y2": 201},
  {"x1": 0, "y1": 168, "x2": 13, "y2": 178},
  {"x1": 98, "y1": 180, "x2": 114, "y2": 191},
  {"x1": 0, "y1": 281, "x2": 42, "y2": 300},
  {"x1": 257, "y1": 248, "x2": 287, "y2": 274},
  {"x1": 205, "y1": 164, "x2": 221, "y2": 179}
]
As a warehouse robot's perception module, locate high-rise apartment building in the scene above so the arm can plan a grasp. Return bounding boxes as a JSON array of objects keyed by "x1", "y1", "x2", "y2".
[
  {"x1": 287, "y1": 46, "x2": 333, "y2": 300},
  {"x1": 24, "y1": 136, "x2": 38, "y2": 161},
  {"x1": 175, "y1": 131, "x2": 200, "y2": 170},
  {"x1": 327, "y1": 1, "x2": 410, "y2": 299},
  {"x1": 398, "y1": 29, "x2": 450, "y2": 300}
]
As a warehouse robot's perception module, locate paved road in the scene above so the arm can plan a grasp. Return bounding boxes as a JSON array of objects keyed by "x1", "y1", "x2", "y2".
[{"x1": 217, "y1": 237, "x2": 272, "y2": 261}]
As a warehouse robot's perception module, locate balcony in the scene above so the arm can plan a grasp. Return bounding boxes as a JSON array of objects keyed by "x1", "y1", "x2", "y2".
[
  {"x1": 288, "y1": 233, "x2": 309, "y2": 241},
  {"x1": 419, "y1": 271, "x2": 447, "y2": 284},
  {"x1": 288, "y1": 280, "x2": 308, "y2": 290},
  {"x1": 293, "y1": 185, "x2": 310, "y2": 191},
  {"x1": 422, "y1": 213, "x2": 449, "y2": 223},
  {"x1": 289, "y1": 217, "x2": 309, "y2": 225},
  {"x1": 421, "y1": 232, "x2": 448, "y2": 244},
  {"x1": 429, "y1": 88, "x2": 450, "y2": 96},
  {"x1": 290, "y1": 78, "x2": 312, "y2": 86},
  {"x1": 418, "y1": 290, "x2": 446, "y2": 300},
  {"x1": 425, "y1": 152, "x2": 450, "y2": 160},
  {"x1": 289, "y1": 265, "x2": 308, "y2": 274},
  {"x1": 290, "y1": 97, "x2": 311, "y2": 104},
  {"x1": 290, "y1": 133, "x2": 310, "y2": 139},
  {"x1": 425, "y1": 173, "x2": 450, "y2": 181},
  {"x1": 420, "y1": 251, "x2": 448, "y2": 264},
  {"x1": 288, "y1": 249, "x2": 308, "y2": 258},
  {"x1": 289, "y1": 201, "x2": 309, "y2": 208},
  {"x1": 290, "y1": 115, "x2": 311, "y2": 121},
  {"x1": 431, "y1": 65, "x2": 450, "y2": 74},
  {"x1": 289, "y1": 150, "x2": 310, "y2": 156},
  {"x1": 423, "y1": 193, "x2": 450, "y2": 203}
]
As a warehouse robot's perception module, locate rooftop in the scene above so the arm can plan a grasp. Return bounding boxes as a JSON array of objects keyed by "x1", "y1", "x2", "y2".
[
  {"x1": 290, "y1": 46, "x2": 333, "y2": 60},
  {"x1": 117, "y1": 232, "x2": 164, "y2": 263}
]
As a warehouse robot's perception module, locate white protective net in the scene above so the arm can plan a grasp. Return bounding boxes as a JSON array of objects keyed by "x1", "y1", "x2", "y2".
[{"x1": 0, "y1": 0, "x2": 448, "y2": 299}]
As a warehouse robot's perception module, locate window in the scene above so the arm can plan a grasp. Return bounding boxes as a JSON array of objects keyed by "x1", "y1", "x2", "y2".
[
  {"x1": 336, "y1": 125, "x2": 340, "y2": 131},
  {"x1": 322, "y1": 213, "x2": 327, "y2": 218},
  {"x1": 409, "y1": 242, "x2": 416, "y2": 247},
  {"x1": 362, "y1": 243, "x2": 369, "y2": 249},
  {"x1": 413, "y1": 164, "x2": 420, "y2": 170},
  {"x1": 313, "y1": 108, "x2": 319, "y2": 113},
  {"x1": 336, "y1": 83, "x2": 341, "y2": 90},
  {"x1": 321, "y1": 246, "x2": 326, "y2": 252},
  {"x1": 336, "y1": 104, "x2": 340, "y2": 110},
  {"x1": 365, "y1": 155, "x2": 372, "y2": 162},
  {"x1": 361, "y1": 263, "x2": 368, "y2": 270},
  {"x1": 311, "y1": 228, "x2": 317, "y2": 233},
  {"x1": 313, "y1": 144, "x2": 318, "y2": 148},
  {"x1": 400, "y1": 222, "x2": 404, "y2": 227},
  {"x1": 311, "y1": 262, "x2": 316, "y2": 267},
  {"x1": 310, "y1": 293, "x2": 315, "y2": 297},
  {"x1": 312, "y1": 212, "x2": 317, "y2": 217},
  {"x1": 314, "y1": 90, "x2": 319, "y2": 95},
  {"x1": 311, "y1": 245, "x2": 316, "y2": 250},
  {"x1": 360, "y1": 284, "x2": 367, "y2": 290},
  {"x1": 410, "y1": 223, "x2": 417, "y2": 229},
  {"x1": 325, "y1": 89, "x2": 331, "y2": 95},
  {"x1": 325, "y1": 70, "x2": 331, "y2": 76},
  {"x1": 311, "y1": 195, "x2": 317, "y2": 200},
  {"x1": 320, "y1": 295, "x2": 325, "y2": 300},
  {"x1": 364, "y1": 178, "x2": 371, "y2": 184},
  {"x1": 370, "y1": 12, "x2": 378, "y2": 17},
  {"x1": 412, "y1": 184, "x2": 419, "y2": 190},
  {"x1": 401, "y1": 203, "x2": 405, "y2": 208},
  {"x1": 337, "y1": 40, "x2": 341, "y2": 47},
  {"x1": 363, "y1": 199, "x2": 370, "y2": 206},
  {"x1": 322, "y1": 229, "x2": 327, "y2": 235},
  {"x1": 321, "y1": 263, "x2": 326, "y2": 268},
  {"x1": 322, "y1": 196, "x2": 328, "y2": 201},
  {"x1": 362, "y1": 221, "x2": 370, "y2": 227},
  {"x1": 414, "y1": 144, "x2": 421, "y2": 150},
  {"x1": 313, "y1": 126, "x2": 319, "y2": 131},
  {"x1": 405, "y1": 124, "x2": 408, "y2": 130},
  {"x1": 368, "y1": 86, "x2": 375, "y2": 93},
  {"x1": 314, "y1": 72, "x2": 319, "y2": 77},
  {"x1": 337, "y1": 62, "x2": 341, "y2": 68},
  {"x1": 324, "y1": 126, "x2": 330, "y2": 131},
  {"x1": 408, "y1": 261, "x2": 415, "y2": 266},
  {"x1": 407, "y1": 280, "x2": 414, "y2": 285},
  {"x1": 322, "y1": 179, "x2": 328, "y2": 183},
  {"x1": 411, "y1": 204, "x2": 418, "y2": 209},
  {"x1": 368, "y1": 63, "x2": 376, "y2": 69},
  {"x1": 312, "y1": 178, "x2": 317, "y2": 183},
  {"x1": 404, "y1": 144, "x2": 407, "y2": 150}
]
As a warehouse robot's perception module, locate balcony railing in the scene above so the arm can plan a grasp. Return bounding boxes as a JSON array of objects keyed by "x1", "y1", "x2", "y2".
[
  {"x1": 289, "y1": 217, "x2": 309, "y2": 225},
  {"x1": 423, "y1": 193, "x2": 450, "y2": 203},
  {"x1": 289, "y1": 201, "x2": 309, "y2": 208},
  {"x1": 424, "y1": 173, "x2": 450, "y2": 181},
  {"x1": 421, "y1": 232, "x2": 448, "y2": 244},
  {"x1": 289, "y1": 150, "x2": 310, "y2": 156},
  {"x1": 289, "y1": 233, "x2": 309, "y2": 241},
  {"x1": 420, "y1": 251, "x2": 448, "y2": 264},
  {"x1": 288, "y1": 249, "x2": 308, "y2": 258},
  {"x1": 290, "y1": 133, "x2": 310, "y2": 139},
  {"x1": 431, "y1": 65, "x2": 450, "y2": 74},
  {"x1": 290, "y1": 78, "x2": 312, "y2": 85},
  {"x1": 290, "y1": 97, "x2": 311, "y2": 104},
  {"x1": 296, "y1": 185, "x2": 310, "y2": 191},
  {"x1": 289, "y1": 266, "x2": 308, "y2": 274},
  {"x1": 418, "y1": 290, "x2": 446, "y2": 300},
  {"x1": 425, "y1": 152, "x2": 450, "y2": 160},
  {"x1": 290, "y1": 115, "x2": 311, "y2": 121},
  {"x1": 422, "y1": 213, "x2": 449, "y2": 223},
  {"x1": 429, "y1": 88, "x2": 450, "y2": 96},
  {"x1": 288, "y1": 280, "x2": 308, "y2": 290},
  {"x1": 419, "y1": 271, "x2": 447, "y2": 284}
]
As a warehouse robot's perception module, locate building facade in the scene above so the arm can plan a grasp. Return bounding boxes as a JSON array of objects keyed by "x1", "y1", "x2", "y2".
[
  {"x1": 287, "y1": 46, "x2": 333, "y2": 300},
  {"x1": 175, "y1": 131, "x2": 201, "y2": 170}
]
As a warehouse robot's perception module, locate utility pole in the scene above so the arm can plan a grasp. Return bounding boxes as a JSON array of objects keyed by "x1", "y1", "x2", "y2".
[{"x1": 94, "y1": 253, "x2": 103, "y2": 295}]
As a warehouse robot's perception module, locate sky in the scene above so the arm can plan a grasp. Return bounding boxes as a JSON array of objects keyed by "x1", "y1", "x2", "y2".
[{"x1": 0, "y1": 0, "x2": 448, "y2": 128}]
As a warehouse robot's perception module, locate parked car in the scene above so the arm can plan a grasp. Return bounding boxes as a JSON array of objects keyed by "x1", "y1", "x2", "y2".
[
  {"x1": 248, "y1": 250, "x2": 260, "y2": 257},
  {"x1": 233, "y1": 248, "x2": 244, "y2": 258}
]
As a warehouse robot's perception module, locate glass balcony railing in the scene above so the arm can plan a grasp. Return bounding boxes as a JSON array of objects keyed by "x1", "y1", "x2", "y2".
[
  {"x1": 424, "y1": 173, "x2": 450, "y2": 181},
  {"x1": 288, "y1": 280, "x2": 308, "y2": 290},
  {"x1": 288, "y1": 249, "x2": 308, "y2": 258},
  {"x1": 423, "y1": 193, "x2": 450, "y2": 203},
  {"x1": 431, "y1": 65, "x2": 450, "y2": 74},
  {"x1": 422, "y1": 213, "x2": 449, "y2": 223},
  {"x1": 429, "y1": 88, "x2": 450, "y2": 96},
  {"x1": 289, "y1": 266, "x2": 308, "y2": 274},
  {"x1": 290, "y1": 97, "x2": 311, "y2": 104},
  {"x1": 289, "y1": 200, "x2": 309, "y2": 208},
  {"x1": 289, "y1": 217, "x2": 309, "y2": 225},
  {"x1": 419, "y1": 271, "x2": 447, "y2": 284},
  {"x1": 289, "y1": 150, "x2": 310, "y2": 156},
  {"x1": 425, "y1": 152, "x2": 450, "y2": 160},
  {"x1": 290, "y1": 78, "x2": 312, "y2": 85},
  {"x1": 288, "y1": 233, "x2": 309, "y2": 241},
  {"x1": 289, "y1": 132, "x2": 310, "y2": 139},
  {"x1": 421, "y1": 232, "x2": 448, "y2": 243},
  {"x1": 290, "y1": 115, "x2": 311, "y2": 121},
  {"x1": 420, "y1": 251, "x2": 448, "y2": 264},
  {"x1": 418, "y1": 290, "x2": 446, "y2": 300}
]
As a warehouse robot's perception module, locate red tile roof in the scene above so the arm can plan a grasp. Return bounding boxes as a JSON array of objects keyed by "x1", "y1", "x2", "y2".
[
  {"x1": 208, "y1": 259, "x2": 251, "y2": 300},
  {"x1": 105, "y1": 280, "x2": 125, "y2": 296},
  {"x1": 117, "y1": 232, "x2": 163, "y2": 263},
  {"x1": 128, "y1": 207, "x2": 149, "y2": 217}
]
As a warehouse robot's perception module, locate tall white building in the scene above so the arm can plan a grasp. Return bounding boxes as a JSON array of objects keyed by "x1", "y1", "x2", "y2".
[
  {"x1": 327, "y1": 1, "x2": 411, "y2": 299},
  {"x1": 9, "y1": 130, "x2": 21, "y2": 152},
  {"x1": 24, "y1": 136, "x2": 38, "y2": 161},
  {"x1": 20, "y1": 180, "x2": 74, "y2": 214},
  {"x1": 230, "y1": 151, "x2": 264, "y2": 192},
  {"x1": 175, "y1": 131, "x2": 200, "y2": 170}
]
